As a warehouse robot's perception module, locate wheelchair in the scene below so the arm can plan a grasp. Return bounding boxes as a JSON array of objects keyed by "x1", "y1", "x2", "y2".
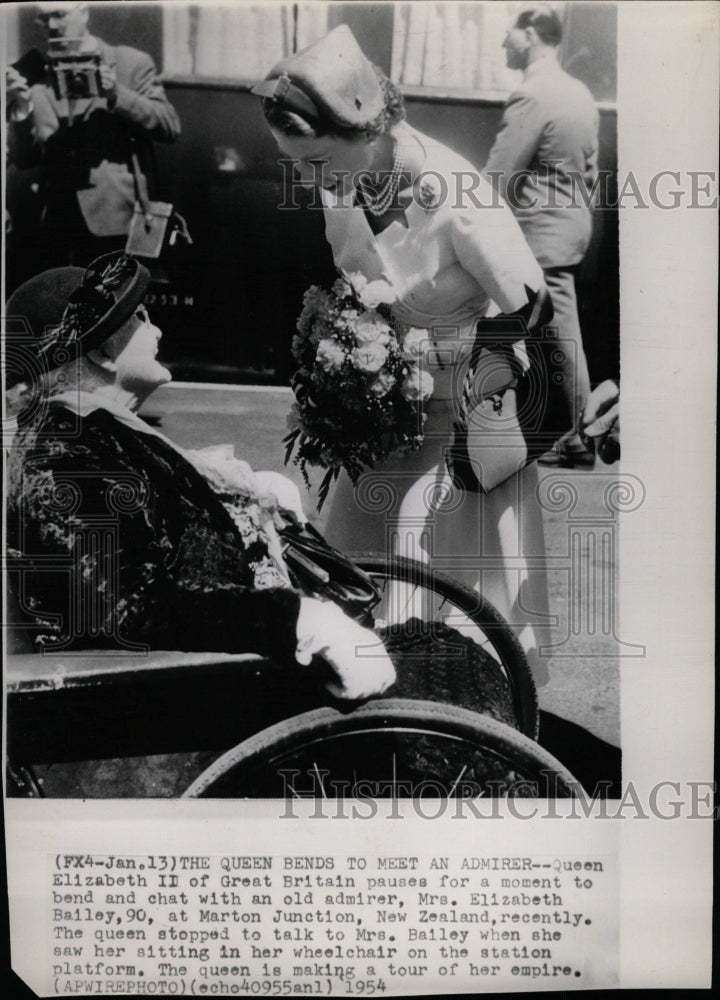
[{"x1": 6, "y1": 546, "x2": 582, "y2": 800}]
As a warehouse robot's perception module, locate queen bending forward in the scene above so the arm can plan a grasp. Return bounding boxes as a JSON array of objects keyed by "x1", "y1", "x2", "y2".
[{"x1": 254, "y1": 27, "x2": 559, "y2": 686}]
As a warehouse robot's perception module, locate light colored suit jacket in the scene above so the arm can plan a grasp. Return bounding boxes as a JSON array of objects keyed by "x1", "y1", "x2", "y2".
[
  {"x1": 484, "y1": 56, "x2": 599, "y2": 269},
  {"x1": 321, "y1": 124, "x2": 544, "y2": 401},
  {"x1": 322, "y1": 125, "x2": 543, "y2": 327}
]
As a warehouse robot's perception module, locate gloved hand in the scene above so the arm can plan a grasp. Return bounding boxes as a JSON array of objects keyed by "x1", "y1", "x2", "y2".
[
  {"x1": 254, "y1": 470, "x2": 307, "y2": 525},
  {"x1": 580, "y1": 380, "x2": 620, "y2": 464},
  {"x1": 296, "y1": 597, "x2": 396, "y2": 700}
]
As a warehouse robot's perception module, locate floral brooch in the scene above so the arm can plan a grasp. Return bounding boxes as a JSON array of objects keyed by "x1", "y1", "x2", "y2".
[{"x1": 416, "y1": 173, "x2": 443, "y2": 213}]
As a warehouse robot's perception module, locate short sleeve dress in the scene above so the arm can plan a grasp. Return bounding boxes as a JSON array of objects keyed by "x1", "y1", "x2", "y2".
[{"x1": 321, "y1": 124, "x2": 552, "y2": 687}]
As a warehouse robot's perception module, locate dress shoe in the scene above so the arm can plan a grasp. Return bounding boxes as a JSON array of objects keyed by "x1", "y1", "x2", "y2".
[{"x1": 537, "y1": 445, "x2": 595, "y2": 468}]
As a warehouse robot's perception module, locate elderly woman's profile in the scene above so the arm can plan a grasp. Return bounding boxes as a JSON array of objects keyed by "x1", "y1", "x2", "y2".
[{"x1": 5, "y1": 252, "x2": 397, "y2": 700}]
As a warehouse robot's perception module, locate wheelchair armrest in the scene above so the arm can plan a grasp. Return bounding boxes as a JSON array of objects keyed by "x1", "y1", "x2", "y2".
[
  {"x1": 7, "y1": 649, "x2": 263, "y2": 691},
  {"x1": 6, "y1": 649, "x2": 320, "y2": 765}
]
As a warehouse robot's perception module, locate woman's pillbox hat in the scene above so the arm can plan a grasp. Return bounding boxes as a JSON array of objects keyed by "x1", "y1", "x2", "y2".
[
  {"x1": 252, "y1": 24, "x2": 384, "y2": 127},
  {"x1": 5, "y1": 252, "x2": 151, "y2": 387}
]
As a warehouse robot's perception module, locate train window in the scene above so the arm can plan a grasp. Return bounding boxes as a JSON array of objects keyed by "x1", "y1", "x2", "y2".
[
  {"x1": 163, "y1": 3, "x2": 329, "y2": 79},
  {"x1": 161, "y1": 2, "x2": 616, "y2": 105}
]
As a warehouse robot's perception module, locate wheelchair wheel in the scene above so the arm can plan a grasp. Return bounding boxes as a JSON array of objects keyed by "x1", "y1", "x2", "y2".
[
  {"x1": 182, "y1": 700, "x2": 582, "y2": 799},
  {"x1": 349, "y1": 553, "x2": 538, "y2": 738}
]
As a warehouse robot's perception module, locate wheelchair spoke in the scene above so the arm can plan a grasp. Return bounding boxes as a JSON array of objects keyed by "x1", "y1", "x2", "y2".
[
  {"x1": 313, "y1": 762, "x2": 328, "y2": 799},
  {"x1": 447, "y1": 764, "x2": 468, "y2": 798},
  {"x1": 391, "y1": 582, "x2": 421, "y2": 623}
]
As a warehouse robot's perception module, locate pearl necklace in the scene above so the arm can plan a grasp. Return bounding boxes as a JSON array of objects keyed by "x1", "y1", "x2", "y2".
[{"x1": 356, "y1": 138, "x2": 405, "y2": 217}]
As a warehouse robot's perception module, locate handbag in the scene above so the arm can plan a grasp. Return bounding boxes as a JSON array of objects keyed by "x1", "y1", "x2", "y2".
[
  {"x1": 279, "y1": 522, "x2": 381, "y2": 622},
  {"x1": 125, "y1": 152, "x2": 192, "y2": 259},
  {"x1": 447, "y1": 311, "x2": 573, "y2": 494}
]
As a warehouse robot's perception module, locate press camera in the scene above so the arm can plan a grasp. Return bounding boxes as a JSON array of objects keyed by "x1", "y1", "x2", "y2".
[{"x1": 47, "y1": 37, "x2": 101, "y2": 101}]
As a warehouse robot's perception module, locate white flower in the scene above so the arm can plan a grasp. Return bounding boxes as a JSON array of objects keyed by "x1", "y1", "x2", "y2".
[
  {"x1": 341, "y1": 271, "x2": 396, "y2": 308},
  {"x1": 402, "y1": 327, "x2": 428, "y2": 359},
  {"x1": 357, "y1": 279, "x2": 396, "y2": 309},
  {"x1": 402, "y1": 366, "x2": 434, "y2": 401},
  {"x1": 370, "y1": 371, "x2": 395, "y2": 397},
  {"x1": 355, "y1": 312, "x2": 391, "y2": 345},
  {"x1": 352, "y1": 341, "x2": 388, "y2": 373},
  {"x1": 316, "y1": 338, "x2": 346, "y2": 372}
]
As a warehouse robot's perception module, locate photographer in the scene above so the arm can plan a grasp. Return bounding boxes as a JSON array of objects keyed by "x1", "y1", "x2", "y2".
[{"x1": 6, "y1": 3, "x2": 180, "y2": 269}]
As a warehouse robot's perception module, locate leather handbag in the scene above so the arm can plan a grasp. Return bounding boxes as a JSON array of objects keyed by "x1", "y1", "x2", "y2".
[
  {"x1": 447, "y1": 310, "x2": 572, "y2": 493},
  {"x1": 279, "y1": 523, "x2": 381, "y2": 622},
  {"x1": 125, "y1": 152, "x2": 192, "y2": 259}
]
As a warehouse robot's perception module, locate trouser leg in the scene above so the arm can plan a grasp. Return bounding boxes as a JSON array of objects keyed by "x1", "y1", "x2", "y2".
[{"x1": 544, "y1": 267, "x2": 591, "y2": 451}]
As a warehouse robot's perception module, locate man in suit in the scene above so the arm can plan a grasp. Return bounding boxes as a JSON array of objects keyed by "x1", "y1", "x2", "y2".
[
  {"x1": 6, "y1": 2, "x2": 180, "y2": 270},
  {"x1": 485, "y1": 4, "x2": 599, "y2": 467}
]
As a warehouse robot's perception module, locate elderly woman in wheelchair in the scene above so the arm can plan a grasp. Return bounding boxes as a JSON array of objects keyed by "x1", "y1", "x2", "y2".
[{"x1": 5, "y1": 254, "x2": 582, "y2": 798}]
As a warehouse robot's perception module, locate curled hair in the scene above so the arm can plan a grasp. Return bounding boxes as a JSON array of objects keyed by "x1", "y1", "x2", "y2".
[{"x1": 263, "y1": 65, "x2": 406, "y2": 141}]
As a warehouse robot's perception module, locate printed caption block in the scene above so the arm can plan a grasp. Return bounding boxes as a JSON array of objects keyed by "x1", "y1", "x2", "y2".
[{"x1": 48, "y1": 851, "x2": 617, "y2": 995}]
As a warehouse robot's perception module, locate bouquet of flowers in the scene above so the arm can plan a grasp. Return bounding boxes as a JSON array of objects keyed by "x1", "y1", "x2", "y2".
[{"x1": 284, "y1": 272, "x2": 434, "y2": 509}]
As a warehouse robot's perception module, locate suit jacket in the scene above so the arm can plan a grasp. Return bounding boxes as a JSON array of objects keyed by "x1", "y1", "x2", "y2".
[
  {"x1": 9, "y1": 37, "x2": 180, "y2": 237},
  {"x1": 484, "y1": 56, "x2": 599, "y2": 269},
  {"x1": 6, "y1": 403, "x2": 301, "y2": 661}
]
